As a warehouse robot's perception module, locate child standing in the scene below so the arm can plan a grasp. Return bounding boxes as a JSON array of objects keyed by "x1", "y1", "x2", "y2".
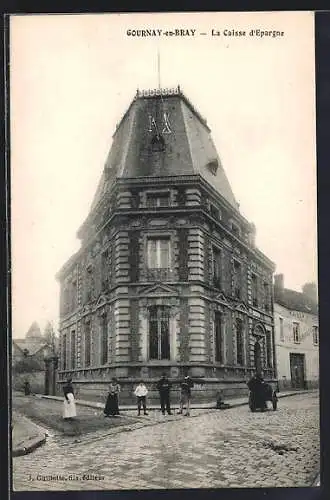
[
  {"x1": 177, "y1": 375, "x2": 194, "y2": 416},
  {"x1": 134, "y1": 380, "x2": 149, "y2": 416}
]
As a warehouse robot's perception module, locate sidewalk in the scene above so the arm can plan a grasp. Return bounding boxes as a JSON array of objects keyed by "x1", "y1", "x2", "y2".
[
  {"x1": 12, "y1": 389, "x2": 317, "y2": 458},
  {"x1": 39, "y1": 388, "x2": 316, "y2": 412},
  {"x1": 12, "y1": 410, "x2": 47, "y2": 457}
]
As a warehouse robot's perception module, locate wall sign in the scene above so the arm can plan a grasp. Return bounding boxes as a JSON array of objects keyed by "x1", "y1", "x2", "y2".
[{"x1": 290, "y1": 311, "x2": 305, "y2": 320}]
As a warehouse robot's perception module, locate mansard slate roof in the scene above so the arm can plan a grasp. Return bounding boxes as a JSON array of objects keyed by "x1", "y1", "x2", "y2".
[
  {"x1": 87, "y1": 86, "x2": 239, "y2": 216},
  {"x1": 274, "y1": 287, "x2": 318, "y2": 316}
]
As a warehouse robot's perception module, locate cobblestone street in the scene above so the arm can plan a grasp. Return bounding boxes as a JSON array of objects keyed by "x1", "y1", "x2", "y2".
[{"x1": 12, "y1": 392, "x2": 319, "y2": 491}]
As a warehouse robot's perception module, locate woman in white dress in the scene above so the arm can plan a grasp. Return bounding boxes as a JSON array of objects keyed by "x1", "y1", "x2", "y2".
[{"x1": 63, "y1": 378, "x2": 77, "y2": 420}]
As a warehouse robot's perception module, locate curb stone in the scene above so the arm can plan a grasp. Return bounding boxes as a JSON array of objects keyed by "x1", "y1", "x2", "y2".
[
  {"x1": 12, "y1": 411, "x2": 50, "y2": 457},
  {"x1": 12, "y1": 434, "x2": 47, "y2": 457}
]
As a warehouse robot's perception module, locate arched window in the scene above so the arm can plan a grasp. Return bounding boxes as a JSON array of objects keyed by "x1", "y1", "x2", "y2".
[
  {"x1": 254, "y1": 341, "x2": 262, "y2": 373},
  {"x1": 151, "y1": 134, "x2": 165, "y2": 152}
]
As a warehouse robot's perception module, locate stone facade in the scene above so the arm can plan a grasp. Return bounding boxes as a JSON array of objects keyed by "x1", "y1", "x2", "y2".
[{"x1": 56, "y1": 87, "x2": 276, "y2": 402}]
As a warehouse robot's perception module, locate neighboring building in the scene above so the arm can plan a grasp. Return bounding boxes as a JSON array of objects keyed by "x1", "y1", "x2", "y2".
[
  {"x1": 12, "y1": 321, "x2": 59, "y2": 394},
  {"x1": 56, "y1": 86, "x2": 276, "y2": 402},
  {"x1": 274, "y1": 274, "x2": 319, "y2": 390},
  {"x1": 13, "y1": 321, "x2": 48, "y2": 367}
]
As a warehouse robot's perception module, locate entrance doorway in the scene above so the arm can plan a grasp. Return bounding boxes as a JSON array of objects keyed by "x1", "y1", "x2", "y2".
[
  {"x1": 290, "y1": 353, "x2": 306, "y2": 389},
  {"x1": 254, "y1": 341, "x2": 262, "y2": 374}
]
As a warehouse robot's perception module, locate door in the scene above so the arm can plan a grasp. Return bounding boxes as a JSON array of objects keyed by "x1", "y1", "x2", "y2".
[
  {"x1": 290, "y1": 353, "x2": 305, "y2": 389},
  {"x1": 254, "y1": 341, "x2": 262, "y2": 374}
]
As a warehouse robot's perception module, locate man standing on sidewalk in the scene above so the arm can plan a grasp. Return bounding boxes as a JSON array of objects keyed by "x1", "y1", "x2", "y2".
[
  {"x1": 177, "y1": 374, "x2": 194, "y2": 416},
  {"x1": 134, "y1": 380, "x2": 149, "y2": 416},
  {"x1": 156, "y1": 373, "x2": 172, "y2": 415}
]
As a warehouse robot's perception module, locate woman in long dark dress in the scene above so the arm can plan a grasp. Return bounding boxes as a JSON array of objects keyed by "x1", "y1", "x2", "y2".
[{"x1": 104, "y1": 378, "x2": 121, "y2": 417}]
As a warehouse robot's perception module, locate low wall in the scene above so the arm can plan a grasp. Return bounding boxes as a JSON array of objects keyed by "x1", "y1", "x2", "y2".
[{"x1": 12, "y1": 371, "x2": 45, "y2": 394}]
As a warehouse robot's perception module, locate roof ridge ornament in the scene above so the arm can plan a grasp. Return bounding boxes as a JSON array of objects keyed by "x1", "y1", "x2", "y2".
[{"x1": 136, "y1": 86, "x2": 180, "y2": 98}]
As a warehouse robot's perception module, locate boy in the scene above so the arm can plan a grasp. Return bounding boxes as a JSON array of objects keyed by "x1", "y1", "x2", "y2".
[
  {"x1": 134, "y1": 380, "x2": 149, "y2": 416},
  {"x1": 178, "y1": 374, "x2": 194, "y2": 416}
]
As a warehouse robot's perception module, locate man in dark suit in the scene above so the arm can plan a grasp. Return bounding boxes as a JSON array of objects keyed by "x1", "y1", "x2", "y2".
[{"x1": 156, "y1": 373, "x2": 172, "y2": 415}]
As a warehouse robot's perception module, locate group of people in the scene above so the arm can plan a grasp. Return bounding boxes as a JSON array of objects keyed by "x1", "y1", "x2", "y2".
[
  {"x1": 247, "y1": 372, "x2": 274, "y2": 411},
  {"x1": 62, "y1": 372, "x2": 195, "y2": 420},
  {"x1": 61, "y1": 372, "x2": 274, "y2": 420}
]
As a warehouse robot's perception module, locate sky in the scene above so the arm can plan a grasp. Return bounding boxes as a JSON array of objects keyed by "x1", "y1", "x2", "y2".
[{"x1": 10, "y1": 12, "x2": 317, "y2": 338}]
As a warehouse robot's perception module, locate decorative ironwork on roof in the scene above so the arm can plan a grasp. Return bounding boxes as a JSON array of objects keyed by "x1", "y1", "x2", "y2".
[{"x1": 135, "y1": 86, "x2": 181, "y2": 98}]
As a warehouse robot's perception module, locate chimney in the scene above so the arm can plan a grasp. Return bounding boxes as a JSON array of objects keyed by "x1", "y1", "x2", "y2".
[
  {"x1": 302, "y1": 282, "x2": 318, "y2": 303},
  {"x1": 274, "y1": 274, "x2": 284, "y2": 292}
]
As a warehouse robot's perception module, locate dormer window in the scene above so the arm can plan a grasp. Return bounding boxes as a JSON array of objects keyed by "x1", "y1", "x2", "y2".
[
  {"x1": 206, "y1": 159, "x2": 218, "y2": 175},
  {"x1": 210, "y1": 204, "x2": 220, "y2": 220},
  {"x1": 146, "y1": 192, "x2": 170, "y2": 208},
  {"x1": 231, "y1": 222, "x2": 241, "y2": 237},
  {"x1": 131, "y1": 189, "x2": 140, "y2": 209},
  {"x1": 151, "y1": 134, "x2": 165, "y2": 152}
]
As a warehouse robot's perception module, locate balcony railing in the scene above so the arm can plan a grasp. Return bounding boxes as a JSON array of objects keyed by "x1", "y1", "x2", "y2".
[{"x1": 145, "y1": 268, "x2": 173, "y2": 281}]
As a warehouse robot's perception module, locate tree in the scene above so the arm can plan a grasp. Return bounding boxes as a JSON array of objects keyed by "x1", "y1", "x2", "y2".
[
  {"x1": 13, "y1": 356, "x2": 43, "y2": 374},
  {"x1": 43, "y1": 321, "x2": 57, "y2": 354}
]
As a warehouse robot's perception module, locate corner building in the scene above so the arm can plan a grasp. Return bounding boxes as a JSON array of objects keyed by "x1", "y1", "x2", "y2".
[{"x1": 57, "y1": 87, "x2": 276, "y2": 402}]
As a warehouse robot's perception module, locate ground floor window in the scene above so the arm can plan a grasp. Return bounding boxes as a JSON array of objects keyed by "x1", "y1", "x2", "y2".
[
  {"x1": 236, "y1": 318, "x2": 244, "y2": 365},
  {"x1": 214, "y1": 311, "x2": 223, "y2": 363},
  {"x1": 101, "y1": 314, "x2": 108, "y2": 365},
  {"x1": 70, "y1": 330, "x2": 76, "y2": 369},
  {"x1": 62, "y1": 333, "x2": 67, "y2": 370},
  {"x1": 85, "y1": 322, "x2": 91, "y2": 367},
  {"x1": 149, "y1": 305, "x2": 170, "y2": 360}
]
